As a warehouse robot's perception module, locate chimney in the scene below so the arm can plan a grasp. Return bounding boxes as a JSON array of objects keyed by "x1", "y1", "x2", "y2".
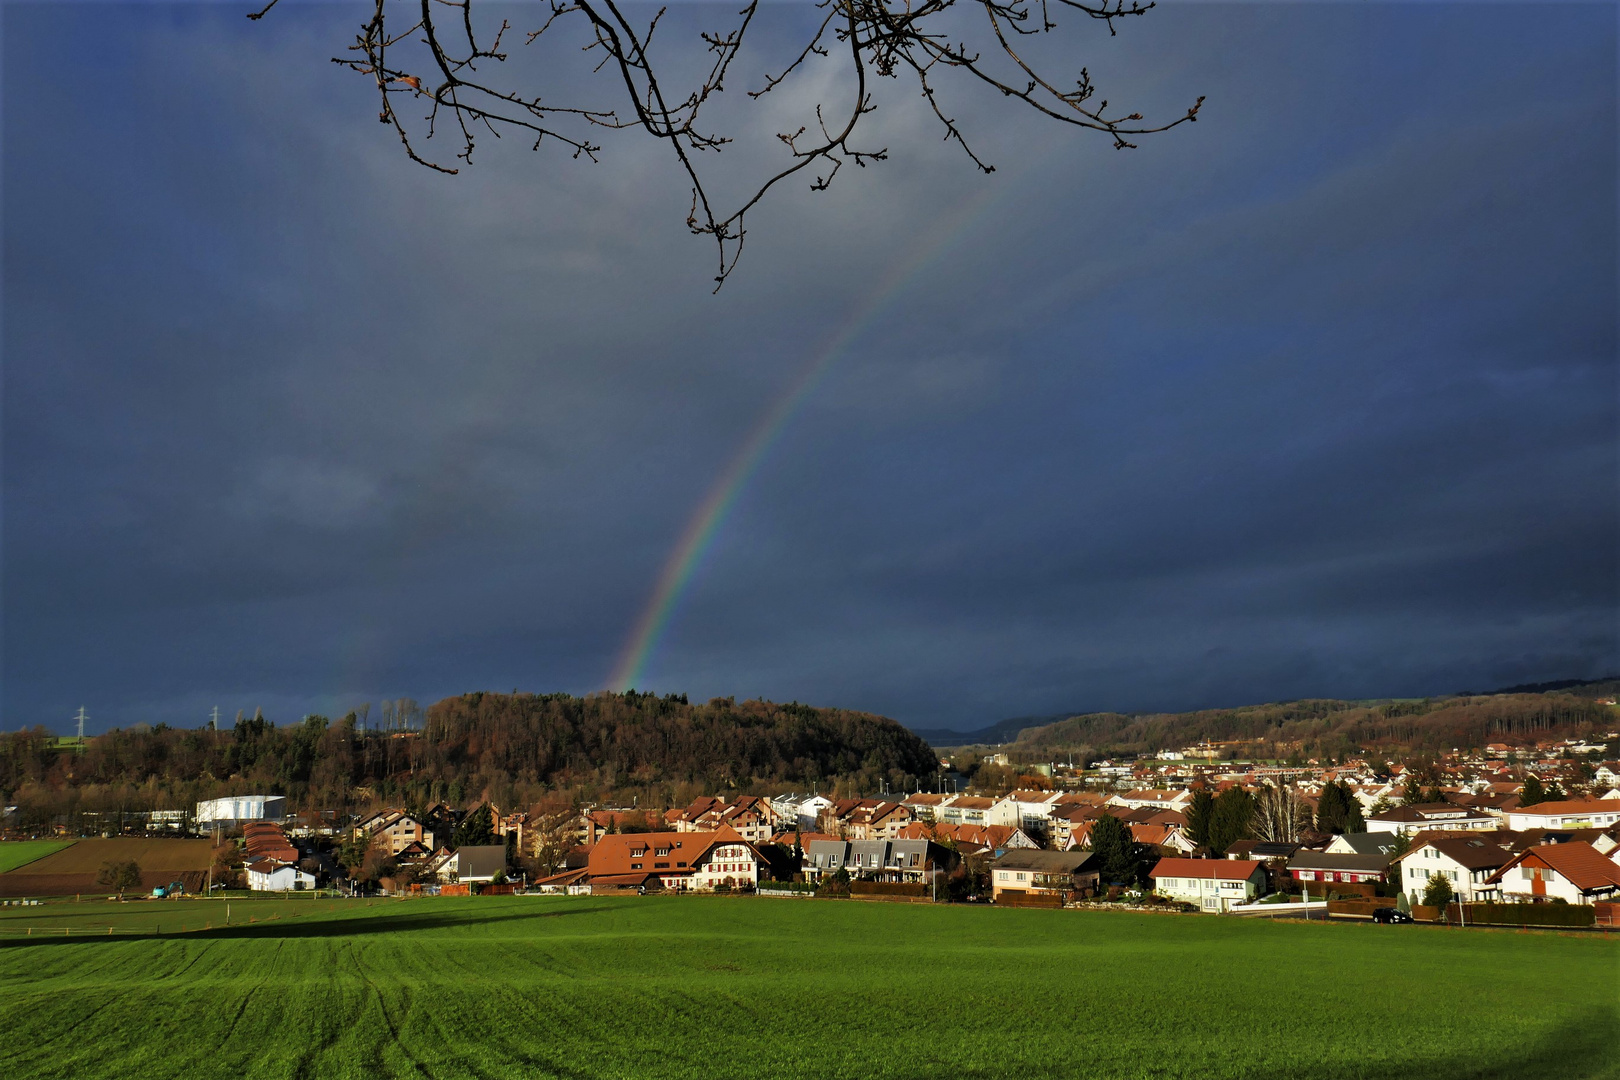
[{"x1": 586, "y1": 816, "x2": 598, "y2": 846}]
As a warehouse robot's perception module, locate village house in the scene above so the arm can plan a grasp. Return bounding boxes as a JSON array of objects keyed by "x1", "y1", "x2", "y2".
[
  {"x1": 1484, "y1": 841, "x2": 1620, "y2": 904},
  {"x1": 1003, "y1": 790, "x2": 1067, "y2": 837},
  {"x1": 803, "y1": 838, "x2": 952, "y2": 885},
  {"x1": 1503, "y1": 798, "x2": 1620, "y2": 833},
  {"x1": 1107, "y1": 789, "x2": 1194, "y2": 813},
  {"x1": 1131, "y1": 822, "x2": 1197, "y2": 854},
  {"x1": 586, "y1": 828, "x2": 762, "y2": 893},
  {"x1": 1286, "y1": 850, "x2": 1391, "y2": 888},
  {"x1": 846, "y1": 801, "x2": 914, "y2": 840},
  {"x1": 355, "y1": 809, "x2": 437, "y2": 855},
  {"x1": 896, "y1": 821, "x2": 1037, "y2": 857},
  {"x1": 936, "y1": 795, "x2": 1018, "y2": 828},
  {"x1": 438, "y1": 845, "x2": 509, "y2": 885},
  {"x1": 1366, "y1": 803, "x2": 1498, "y2": 836},
  {"x1": 1149, "y1": 858, "x2": 1268, "y2": 912},
  {"x1": 991, "y1": 850, "x2": 1100, "y2": 902},
  {"x1": 246, "y1": 860, "x2": 316, "y2": 891},
  {"x1": 670, "y1": 796, "x2": 779, "y2": 843},
  {"x1": 1394, "y1": 836, "x2": 1514, "y2": 903},
  {"x1": 769, "y1": 793, "x2": 834, "y2": 832},
  {"x1": 899, "y1": 792, "x2": 950, "y2": 823},
  {"x1": 1325, "y1": 833, "x2": 1402, "y2": 857}
]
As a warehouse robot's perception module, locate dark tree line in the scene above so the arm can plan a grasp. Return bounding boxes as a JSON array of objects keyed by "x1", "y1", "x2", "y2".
[{"x1": 0, "y1": 691, "x2": 937, "y2": 831}]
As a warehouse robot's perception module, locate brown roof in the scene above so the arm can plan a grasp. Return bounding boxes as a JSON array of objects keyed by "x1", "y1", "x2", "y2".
[
  {"x1": 1489, "y1": 842, "x2": 1620, "y2": 893},
  {"x1": 586, "y1": 828, "x2": 749, "y2": 877},
  {"x1": 1409, "y1": 836, "x2": 1513, "y2": 871},
  {"x1": 1512, "y1": 799, "x2": 1620, "y2": 818},
  {"x1": 1149, "y1": 857, "x2": 1265, "y2": 881}
]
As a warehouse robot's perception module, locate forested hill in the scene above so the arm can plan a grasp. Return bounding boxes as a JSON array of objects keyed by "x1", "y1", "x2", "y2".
[
  {"x1": 988, "y1": 685, "x2": 1618, "y2": 760},
  {"x1": 0, "y1": 691, "x2": 938, "y2": 823},
  {"x1": 423, "y1": 691, "x2": 937, "y2": 792}
]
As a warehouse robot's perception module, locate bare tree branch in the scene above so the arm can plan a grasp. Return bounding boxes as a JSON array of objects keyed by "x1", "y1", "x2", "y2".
[{"x1": 254, "y1": 0, "x2": 1202, "y2": 289}]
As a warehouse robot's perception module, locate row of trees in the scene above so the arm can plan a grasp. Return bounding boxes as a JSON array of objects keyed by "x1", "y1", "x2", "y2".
[{"x1": 1181, "y1": 781, "x2": 1367, "y2": 857}]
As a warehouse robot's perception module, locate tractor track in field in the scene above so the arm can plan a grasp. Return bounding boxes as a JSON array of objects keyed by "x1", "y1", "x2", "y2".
[
  {"x1": 218, "y1": 938, "x2": 286, "y2": 1049},
  {"x1": 349, "y1": 940, "x2": 435, "y2": 1079}
]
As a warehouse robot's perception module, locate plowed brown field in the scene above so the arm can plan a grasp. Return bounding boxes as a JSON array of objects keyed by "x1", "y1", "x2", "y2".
[{"x1": 0, "y1": 838, "x2": 214, "y2": 896}]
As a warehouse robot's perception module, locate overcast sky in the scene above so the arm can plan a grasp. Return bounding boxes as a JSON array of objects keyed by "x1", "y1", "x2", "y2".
[{"x1": 3, "y1": 2, "x2": 1615, "y2": 735}]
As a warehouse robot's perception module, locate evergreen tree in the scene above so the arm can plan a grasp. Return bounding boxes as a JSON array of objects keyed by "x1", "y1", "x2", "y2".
[
  {"x1": 1185, "y1": 790, "x2": 1214, "y2": 850},
  {"x1": 1316, "y1": 783, "x2": 1348, "y2": 833},
  {"x1": 1089, "y1": 814, "x2": 1140, "y2": 885},
  {"x1": 451, "y1": 804, "x2": 496, "y2": 848},
  {"x1": 1208, "y1": 788, "x2": 1256, "y2": 856},
  {"x1": 1344, "y1": 794, "x2": 1365, "y2": 833},
  {"x1": 1421, "y1": 872, "x2": 1454, "y2": 909},
  {"x1": 1519, "y1": 774, "x2": 1545, "y2": 807}
]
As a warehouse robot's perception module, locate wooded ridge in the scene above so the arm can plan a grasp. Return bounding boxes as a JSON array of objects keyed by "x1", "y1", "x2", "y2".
[
  {"x1": 0, "y1": 691, "x2": 939, "y2": 827},
  {"x1": 929, "y1": 680, "x2": 1619, "y2": 759}
]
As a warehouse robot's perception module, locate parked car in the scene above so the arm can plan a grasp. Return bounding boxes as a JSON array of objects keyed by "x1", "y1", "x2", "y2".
[{"x1": 1372, "y1": 907, "x2": 1413, "y2": 924}]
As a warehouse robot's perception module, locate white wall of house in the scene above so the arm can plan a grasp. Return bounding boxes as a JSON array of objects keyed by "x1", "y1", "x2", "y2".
[
  {"x1": 1491, "y1": 862, "x2": 1598, "y2": 905},
  {"x1": 1151, "y1": 872, "x2": 1261, "y2": 912},
  {"x1": 1395, "y1": 846, "x2": 1498, "y2": 903},
  {"x1": 248, "y1": 865, "x2": 315, "y2": 892},
  {"x1": 1504, "y1": 804, "x2": 1620, "y2": 831},
  {"x1": 690, "y1": 843, "x2": 760, "y2": 891}
]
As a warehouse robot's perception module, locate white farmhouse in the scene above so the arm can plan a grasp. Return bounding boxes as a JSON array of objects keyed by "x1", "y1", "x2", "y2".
[
  {"x1": 1149, "y1": 858, "x2": 1267, "y2": 912},
  {"x1": 246, "y1": 860, "x2": 315, "y2": 892}
]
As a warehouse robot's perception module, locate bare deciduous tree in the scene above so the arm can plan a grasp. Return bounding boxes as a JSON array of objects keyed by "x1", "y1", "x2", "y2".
[
  {"x1": 248, "y1": 0, "x2": 1202, "y2": 287},
  {"x1": 1253, "y1": 783, "x2": 1311, "y2": 844}
]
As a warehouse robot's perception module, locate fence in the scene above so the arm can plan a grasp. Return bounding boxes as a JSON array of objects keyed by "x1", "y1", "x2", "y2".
[
  {"x1": 850, "y1": 882, "x2": 929, "y2": 898},
  {"x1": 993, "y1": 892, "x2": 1064, "y2": 909},
  {"x1": 1447, "y1": 903, "x2": 1595, "y2": 929},
  {"x1": 757, "y1": 883, "x2": 815, "y2": 897}
]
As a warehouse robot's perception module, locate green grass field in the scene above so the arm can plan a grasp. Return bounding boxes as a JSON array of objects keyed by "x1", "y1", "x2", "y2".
[
  {"x1": 0, "y1": 896, "x2": 1614, "y2": 1080},
  {"x1": 0, "y1": 840, "x2": 76, "y2": 874}
]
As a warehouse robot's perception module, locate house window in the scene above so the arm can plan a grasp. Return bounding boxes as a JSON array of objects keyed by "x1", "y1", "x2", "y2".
[
  {"x1": 1017, "y1": 873, "x2": 1027, "y2": 882},
  {"x1": 656, "y1": 848, "x2": 671, "y2": 857},
  {"x1": 630, "y1": 862, "x2": 642, "y2": 870}
]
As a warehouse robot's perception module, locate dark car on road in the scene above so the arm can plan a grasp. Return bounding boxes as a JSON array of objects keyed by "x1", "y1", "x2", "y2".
[{"x1": 1372, "y1": 907, "x2": 1413, "y2": 924}]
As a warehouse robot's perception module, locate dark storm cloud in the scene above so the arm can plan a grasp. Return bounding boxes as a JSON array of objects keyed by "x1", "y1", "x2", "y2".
[{"x1": 3, "y1": 3, "x2": 1614, "y2": 732}]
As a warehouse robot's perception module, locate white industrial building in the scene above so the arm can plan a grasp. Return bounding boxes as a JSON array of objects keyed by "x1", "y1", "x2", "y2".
[{"x1": 195, "y1": 795, "x2": 287, "y2": 828}]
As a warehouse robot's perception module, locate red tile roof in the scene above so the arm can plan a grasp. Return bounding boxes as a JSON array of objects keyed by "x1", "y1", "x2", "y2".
[
  {"x1": 1489, "y1": 842, "x2": 1620, "y2": 893},
  {"x1": 1512, "y1": 799, "x2": 1620, "y2": 818},
  {"x1": 1149, "y1": 857, "x2": 1264, "y2": 881},
  {"x1": 586, "y1": 827, "x2": 748, "y2": 877}
]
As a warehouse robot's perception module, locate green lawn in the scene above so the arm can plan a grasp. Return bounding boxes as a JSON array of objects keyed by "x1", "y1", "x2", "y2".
[
  {"x1": 0, "y1": 840, "x2": 75, "y2": 874},
  {"x1": 0, "y1": 895, "x2": 1614, "y2": 1080}
]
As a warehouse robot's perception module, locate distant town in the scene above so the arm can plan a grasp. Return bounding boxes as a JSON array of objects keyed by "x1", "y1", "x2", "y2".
[{"x1": 6, "y1": 719, "x2": 1618, "y2": 929}]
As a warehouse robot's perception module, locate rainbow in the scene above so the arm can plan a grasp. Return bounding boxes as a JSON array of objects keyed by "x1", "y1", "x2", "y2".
[{"x1": 607, "y1": 167, "x2": 1041, "y2": 692}]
